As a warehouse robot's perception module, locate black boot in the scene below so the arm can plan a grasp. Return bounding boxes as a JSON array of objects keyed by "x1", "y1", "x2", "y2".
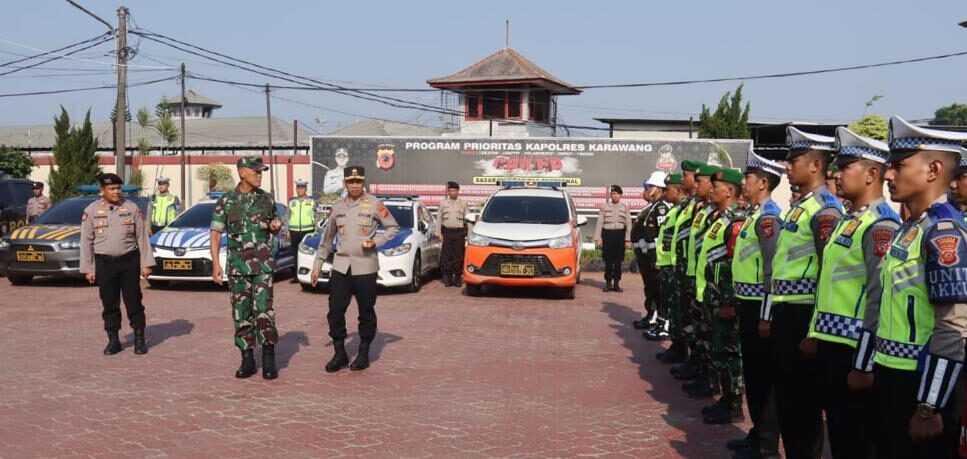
[
  {"x1": 443, "y1": 274, "x2": 453, "y2": 287},
  {"x1": 262, "y1": 344, "x2": 278, "y2": 380},
  {"x1": 612, "y1": 280, "x2": 623, "y2": 293},
  {"x1": 704, "y1": 396, "x2": 744, "y2": 424},
  {"x1": 602, "y1": 279, "x2": 612, "y2": 292},
  {"x1": 133, "y1": 328, "x2": 148, "y2": 355},
  {"x1": 701, "y1": 397, "x2": 730, "y2": 415},
  {"x1": 454, "y1": 275, "x2": 463, "y2": 287},
  {"x1": 325, "y1": 340, "x2": 350, "y2": 373},
  {"x1": 103, "y1": 330, "x2": 122, "y2": 355},
  {"x1": 235, "y1": 349, "x2": 257, "y2": 378},
  {"x1": 726, "y1": 432, "x2": 754, "y2": 451},
  {"x1": 350, "y1": 340, "x2": 371, "y2": 371},
  {"x1": 687, "y1": 379, "x2": 715, "y2": 399}
]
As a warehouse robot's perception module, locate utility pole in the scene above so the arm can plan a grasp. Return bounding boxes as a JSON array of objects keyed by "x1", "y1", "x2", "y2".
[
  {"x1": 180, "y1": 63, "x2": 187, "y2": 203},
  {"x1": 265, "y1": 84, "x2": 275, "y2": 195},
  {"x1": 114, "y1": 6, "x2": 128, "y2": 182}
]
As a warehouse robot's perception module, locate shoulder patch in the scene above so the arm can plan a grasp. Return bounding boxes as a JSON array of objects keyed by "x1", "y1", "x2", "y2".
[
  {"x1": 816, "y1": 214, "x2": 838, "y2": 241},
  {"x1": 760, "y1": 217, "x2": 775, "y2": 238},
  {"x1": 872, "y1": 228, "x2": 893, "y2": 258},
  {"x1": 926, "y1": 224, "x2": 967, "y2": 303},
  {"x1": 377, "y1": 203, "x2": 390, "y2": 219},
  {"x1": 931, "y1": 235, "x2": 961, "y2": 267}
]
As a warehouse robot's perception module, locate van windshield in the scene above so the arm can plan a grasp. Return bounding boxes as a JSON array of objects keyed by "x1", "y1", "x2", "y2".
[{"x1": 480, "y1": 196, "x2": 570, "y2": 225}]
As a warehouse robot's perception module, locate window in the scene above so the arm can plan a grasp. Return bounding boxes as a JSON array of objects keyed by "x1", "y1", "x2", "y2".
[
  {"x1": 480, "y1": 196, "x2": 569, "y2": 225},
  {"x1": 483, "y1": 91, "x2": 504, "y2": 119},
  {"x1": 466, "y1": 94, "x2": 481, "y2": 120},
  {"x1": 507, "y1": 91, "x2": 521, "y2": 119},
  {"x1": 529, "y1": 91, "x2": 550, "y2": 123},
  {"x1": 10, "y1": 183, "x2": 33, "y2": 206}
]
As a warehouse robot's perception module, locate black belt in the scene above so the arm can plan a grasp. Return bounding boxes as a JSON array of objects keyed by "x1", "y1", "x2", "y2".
[
  {"x1": 95, "y1": 250, "x2": 138, "y2": 262},
  {"x1": 442, "y1": 226, "x2": 466, "y2": 231}
]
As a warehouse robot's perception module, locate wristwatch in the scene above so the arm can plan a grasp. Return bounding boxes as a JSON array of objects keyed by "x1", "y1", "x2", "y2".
[{"x1": 917, "y1": 402, "x2": 939, "y2": 418}]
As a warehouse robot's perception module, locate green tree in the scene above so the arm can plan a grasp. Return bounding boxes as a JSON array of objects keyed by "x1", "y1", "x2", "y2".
[
  {"x1": 196, "y1": 163, "x2": 235, "y2": 192},
  {"x1": 930, "y1": 103, "x2": 967, "y2": 126},
  {"x1": 128, "y1": 107, "x2": 154, "y2": 190},
  {"x1": 154, "y1": 110, "x2": 179, "y2": 155},
  {"x1": 848, "y1": 115, "x2": 889, "y2": 141},
  {"x1": 48, "y1": 107, "x2": 101, "y2": 201},
  {"x1": 699, "y1": 84, "x2": 751, "y2": 139},
  {"x1": 0, "y1": 146, "x2": 35, "y2": 178},
  {"x1": 155, "y1": 97, "x2": 171, "y2": 118}
]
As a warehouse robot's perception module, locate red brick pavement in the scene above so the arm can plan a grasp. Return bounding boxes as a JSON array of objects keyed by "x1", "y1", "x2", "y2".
[{"x1": 0, "y1": 273, "x2": 752, "y2": 458}]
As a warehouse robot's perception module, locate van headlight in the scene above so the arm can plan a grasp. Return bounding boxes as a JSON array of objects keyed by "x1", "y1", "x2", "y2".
[
  {"x1": 298, "y1": 241, "x2": 316, "y2": 255},
  {"x1": 547, "y1": 235, "x2": 573, "y2": 249},
  {"x1": 468, "y1": 232, "x2": 492, "y2": 247},
  {"x1": 381, "y1": 243, "x2": 411, "y2": 257},
  {"x1": 58, "y1": 240, "x2": 81, "y2": 250}
]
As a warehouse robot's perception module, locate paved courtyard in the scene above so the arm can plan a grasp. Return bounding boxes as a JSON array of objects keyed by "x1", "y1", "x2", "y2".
[{"x1": 0, "y1": 273, "x2": 751, "y2": 458}]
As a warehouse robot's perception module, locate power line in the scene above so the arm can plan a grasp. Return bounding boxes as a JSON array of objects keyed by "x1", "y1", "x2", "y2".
[
  {"x1": 0, "y1": 36, "x2": 175, "y2": 70},
  {"x1": 0, "y1": 75, "x2": 175, "y2": 98},
  {"x1": 0, "y1": 36, "x2": 113, "y2": 77},
  {"x1": 0, "y1": 33, "x2": 108, "y2": 67}
]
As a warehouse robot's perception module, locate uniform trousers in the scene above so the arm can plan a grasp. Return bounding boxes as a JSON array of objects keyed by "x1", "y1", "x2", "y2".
[
  {"x1": 328, "y1": 269, "x2": 378, "y2": 342},
  {"x1": 94, "y1": 251, "x2": 145, "y2": 332}
]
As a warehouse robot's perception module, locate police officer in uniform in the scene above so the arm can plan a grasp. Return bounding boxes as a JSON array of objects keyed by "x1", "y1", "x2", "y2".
[
  {"x1": 632, "y1": 171, "x2": 669, "y2": 330},
  {"x1": 658, "y1": 160, "x2": 703, "y2": 365},
  {"x1": 26, "y1": 181, "x2": 51, "y2": 223},
  {"x1": 854, "y1": 116, "x2": 967, "y2": 458},
  {"x1": 311, "y1": 166, "x2": 399, "y2": 372},
  {"x1": 698, "y1": 168, "x2": 748, "y2": 425},
  {"x1": 803, "y1": 128, "x2": 900, "y2": 459},
  {"x1": 147, "y1": 176, "x2": 181, "y2": 235},
  {"x1": 646, "y1": 173, "x2": 685, "y2": 341},
  {"x1": 210, "y1": 157, "x2": 283, "y2": 380},
  {"x1": 728, "y1": 148, "x2": 784, "y2": 459},
  {"x1": 79, "y1": 173, "x2": 155, "y2": 355},
  {"x1": 595, "y1": 185, "x2": 632, "y2": 292},
  {"x1": 288, "y1": 179, "x2": 316, "y2": 248},
  {"x1": 436, "y1": 181, "x2": 469, "y2": 287},
  {"x1": 760, "y1": 127, "x2": 843, "y2": 459}
]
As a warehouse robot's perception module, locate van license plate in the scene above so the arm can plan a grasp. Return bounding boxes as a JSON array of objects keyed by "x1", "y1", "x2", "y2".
[
  {"x1": 16, "y1": 251, "x2": 44, "y2": 262},
  {"x1": 163, "y1": 259, "x2": 192, "y2": 271},
  {"x1": 500, "y1": 263, "x2": 534, "y2": 276}
]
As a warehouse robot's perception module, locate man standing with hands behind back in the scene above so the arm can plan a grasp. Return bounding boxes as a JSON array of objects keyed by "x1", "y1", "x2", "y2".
[{"x1": 210, "y1": 157, "x2": 283, "y2": 381}]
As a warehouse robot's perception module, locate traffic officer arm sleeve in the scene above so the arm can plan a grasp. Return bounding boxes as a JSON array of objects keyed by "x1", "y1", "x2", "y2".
[
  {"x1": 757, "y1": 214, "x2": 781, "y2": 321},
  {"x1": 313, "y1": 212, "x2": 337, "y2": 271},
  {"x1": 852, "y1": 219, "x2": 899, "y2": 372},
  {"x1": 135, "y1": 208, "x2": 155, "y2": 268},
  {"x1": 79, "y1": 209, "x2": 94, "y2": 274},
  {"x1": 373, "y1": 200, "x2": 399, "y2": 248},
  {"x1": 917, "y1": 223, "x2": 967, "y2": 409},
  {"x1": 811, "y1": 207, "x2": 842, "y2": 268},
  {"x1": 594, "y1": 208, "x2": 605, "y2": 241},
  {"x1": 174, "y1": 196, "x2": 182, "y2": 213}
]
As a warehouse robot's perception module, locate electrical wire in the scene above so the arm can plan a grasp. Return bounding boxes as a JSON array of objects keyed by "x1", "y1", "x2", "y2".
[
  {"x1": 0, "y1": 36, "x2": 176, "y2": 70},
  {"x1": 0, "y1": 75, "x2": 176, "y2": 98},
  {"x1": 0, "y1": 33, "x2": 108, "y2": 67},
  {"x1": 0, "y1": 36, "x2": 113, "y2": 77}
]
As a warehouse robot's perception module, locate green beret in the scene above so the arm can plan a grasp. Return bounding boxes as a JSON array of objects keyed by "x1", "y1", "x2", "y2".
[
  {"x1": 681, "y1": 160, "x2": 705, "y2": 172},
  {"x1": 665, "y1": 173, "x2": 683, "y2": 185},
  {"x1": 696, "y1": 164, "x2": 722, "y2": 177},
  {"x1": 712, "y1": 168, "x2": 744, "y2": 186},
  {"x1": 827, "y1": 162, "x2": 839, "y2": 174}
]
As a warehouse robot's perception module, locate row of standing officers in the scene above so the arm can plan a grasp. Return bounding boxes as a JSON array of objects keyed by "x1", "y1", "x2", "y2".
[{"x1": 627, "y1": 115, "x2": 967, "y2": 459}]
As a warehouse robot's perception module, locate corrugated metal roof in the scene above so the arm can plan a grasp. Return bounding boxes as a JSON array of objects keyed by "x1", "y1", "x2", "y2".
[
  {"x1": 164, "y1": 90, "x2": 222, "y2": 108},
  {"x1": 427, "y1": 48, "x2": 580, "y2": 94},
  {"x1": 329, "y1": 119, "x2": 441, "y2": 137}
]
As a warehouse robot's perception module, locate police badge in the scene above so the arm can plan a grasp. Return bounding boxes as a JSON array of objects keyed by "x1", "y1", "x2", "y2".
[{"x1": 376, "y1": 144, "x2": 396, "y2": 171}]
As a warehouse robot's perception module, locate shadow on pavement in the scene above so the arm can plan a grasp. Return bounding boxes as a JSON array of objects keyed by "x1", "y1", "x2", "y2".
[
  {"x1": 602, "y1": 301, "x2": 745, "y2": 459},
  {"x1": 341, "y1": 331, "x2": 403, "y2": 363},
  {"x1": 275, "y1": 330, "x2": 309, "y2": 370},
  {"x1": 125, "y1": 318, "x2": 194, "y2": 349}
]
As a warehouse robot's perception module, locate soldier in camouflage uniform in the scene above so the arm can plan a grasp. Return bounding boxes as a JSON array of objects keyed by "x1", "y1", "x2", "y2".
[
  {"x1": 210, "y1": 156, "x2": 283, "y2": 380},
  {"x1": 699, "y1": 169, "x2": 748, "y2": 425}
]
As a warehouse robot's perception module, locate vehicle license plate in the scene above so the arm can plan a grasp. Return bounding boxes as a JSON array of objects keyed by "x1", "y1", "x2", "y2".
[{"x1": 500, "y1": 263, "x2": 535, "y2": 276}]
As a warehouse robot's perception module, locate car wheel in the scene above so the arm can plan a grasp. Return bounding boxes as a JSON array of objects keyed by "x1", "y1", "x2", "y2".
[
  {"x1": 558, "y1": 286, "x2": 576, "y2": 300},
  {"x1": 147, "y1": 279, "x2": 170, "y2": 289},
  {"x1": 8, "y1": 275, "x2": 32, "y2": 286},
  {"x1": 406, "y1": 255, "x2": 422, "y2": 293},
  {"x1": 465, "y1": 283, "x2": 482, "y2": 297}
]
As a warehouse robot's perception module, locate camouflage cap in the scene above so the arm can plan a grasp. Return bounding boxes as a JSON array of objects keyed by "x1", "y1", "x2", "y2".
[
  {"x1": 237, "y1": 156, "x2": 269, "y2": 171},
  {"x1": 665, "y1": 173, "x2": 683, "y2": 185},
  {"x1": 712, "y1": 168, "x2": 744, "y2": 186},
  {"x1": 681, "y1": 160, "x2": 704, "y2": 172}
]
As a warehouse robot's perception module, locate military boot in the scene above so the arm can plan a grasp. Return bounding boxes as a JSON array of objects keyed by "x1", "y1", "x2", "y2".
[
  {"x1": 443, "y1": 274, "x2": 453, "y2": 287},
  {"x1": 235, "y1": 349, "x2": 256, "y2": 378},
  {"x1": 133, "y1": 328, "x2": 148, "y2": 355},
  {"x1": 704, "y1": 396, "x2": 744, "y2": 424},
  {"x1": 350, "y1": 339, "x2": 372, "y2": 371},
  {"x1": 103, "y1": 330, "x2": 122, "y2": 355},
  {"x1": 454, "y1": 275, "x2": 463, "y2": 287},
  {"x1": 687, "y1": 378, "x2": 715, "y2": 399},
  {"x1": 659, "y1": 347, "x2": 687, "y2": 364},
  {"x1": 262, "y1": 344, "x2": 278, "y2": 380},
  {"x1": 612, "y1": 280, "x2": 623, "y2": 293},
  {"x1": 673, "y1": 363, "x2": 700, "y2": 380},
  {"x1": 726, "y1": 432, "x2": 754, "y2": 451},
  {"x1": 325, "y1": 339, "x2": 350, "y2": 373},
  {"x1": 701, "y1": 397, "x2": 730, "y2": 415},
  {"x1": 602, "y1": 279, "x2": 612, "y2": 292}
]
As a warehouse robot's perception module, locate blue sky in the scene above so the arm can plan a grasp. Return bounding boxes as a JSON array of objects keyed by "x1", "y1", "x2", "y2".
[{"x1": 2, "y1": 0, "x2": 966, "y2": 136}]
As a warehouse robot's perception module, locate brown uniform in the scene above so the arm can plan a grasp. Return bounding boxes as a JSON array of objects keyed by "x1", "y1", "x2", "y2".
[
  {"x1": 436, "y1": 197, "x2": 469, "y2": 280},
  {"x1": 79, "y1": 199, "x2": 154, "y2": 332},
  {"x1": 595, "y1": 201, "x2": 632, "y2": 285},
  {"x1": 26, "y1": 196, "x2": 51, "y2": 222}
]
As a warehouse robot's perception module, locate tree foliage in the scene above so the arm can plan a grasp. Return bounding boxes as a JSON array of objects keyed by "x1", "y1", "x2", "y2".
[
  {"x1": 699, "y1": 84, "x2": 751, "y2": 139},
  {"x1": 848, "y1": 115, "x2": 889, "y2": 141},
  {"x1": 0, "y1": 145, "x2": 35, "y2": 178},
  {"x1": 930, "y1": 103, "x2": 967, "y2": 126},
  {"x1": 154, "y1": 110, "x2": 179, "y2": 155},
  {"x1": 196, "y1": 163, "x2": 235, "y2": 192},
  {"x1": 48, "y1": 107, "x2": 101, "y2": 201}
]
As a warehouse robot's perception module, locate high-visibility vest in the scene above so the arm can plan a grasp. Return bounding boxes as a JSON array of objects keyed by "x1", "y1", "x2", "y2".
[
  {"x1": 732, "y1": 199, "x2": 783, "y2": 300},
  {"x1": 673, "y1": 197, "x2": 699, "y2": 272},
  {"x1": 771, "y1": 189, "x2": 842, "y2": 303},
  {"x1": 151, "y1": 193, "x2": 177, "y2": 226},
  {"x1": 288, "y1": 197, "x2": 316, "y2": 232},
  {"x1": 686, "y1": 202, "x2": 714, "y2": 277},
  {"x1": 874, "y1": 203, "x2": 966, "y2": 370},
  {"x1": 810, "y1": 201, "x2": 899, "y2": 347},
  {"x1": 697, "y1": 207, "x2": 743, "y2": 302},
  {"x1": 656, "y1": 205, "x2": 681, "y2": 267}
]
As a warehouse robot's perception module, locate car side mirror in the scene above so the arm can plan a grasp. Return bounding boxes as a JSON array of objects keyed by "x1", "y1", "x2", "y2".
[
  {"x1": 465, "y1": 213, "x2": 477, "y2": 224},
  {"x1": 576, "y1": 215, "x2": 588, "y2": 227},
  {"x1": 418, "y1": 221, "x2": 427, "y2": 233}
]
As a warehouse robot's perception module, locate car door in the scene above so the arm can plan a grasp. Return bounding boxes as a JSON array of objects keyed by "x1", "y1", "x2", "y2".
[{"x1": 419, "y1": 204, "x2": 442, "y2": 268}]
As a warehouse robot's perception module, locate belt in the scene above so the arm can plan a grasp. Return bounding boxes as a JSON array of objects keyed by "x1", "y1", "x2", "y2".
[
  {"x1": 95, "y1": 250, "x2": 138, "y2": 262},
  {"x1": 442, "y1": 226, "x2": 466, "y2": 231},
  {"x1": 875, "y1": 337, "x2": 923, "y2": 360},
  {"x1": 734, "y1": 282, "x2": 763, "y2": 297},
  {"x1": 773, "y1": 279, "x2": 817, "y2": 296},
  {"x1": 814, "y1": 312, "x2": 862, "y2": 340}
]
